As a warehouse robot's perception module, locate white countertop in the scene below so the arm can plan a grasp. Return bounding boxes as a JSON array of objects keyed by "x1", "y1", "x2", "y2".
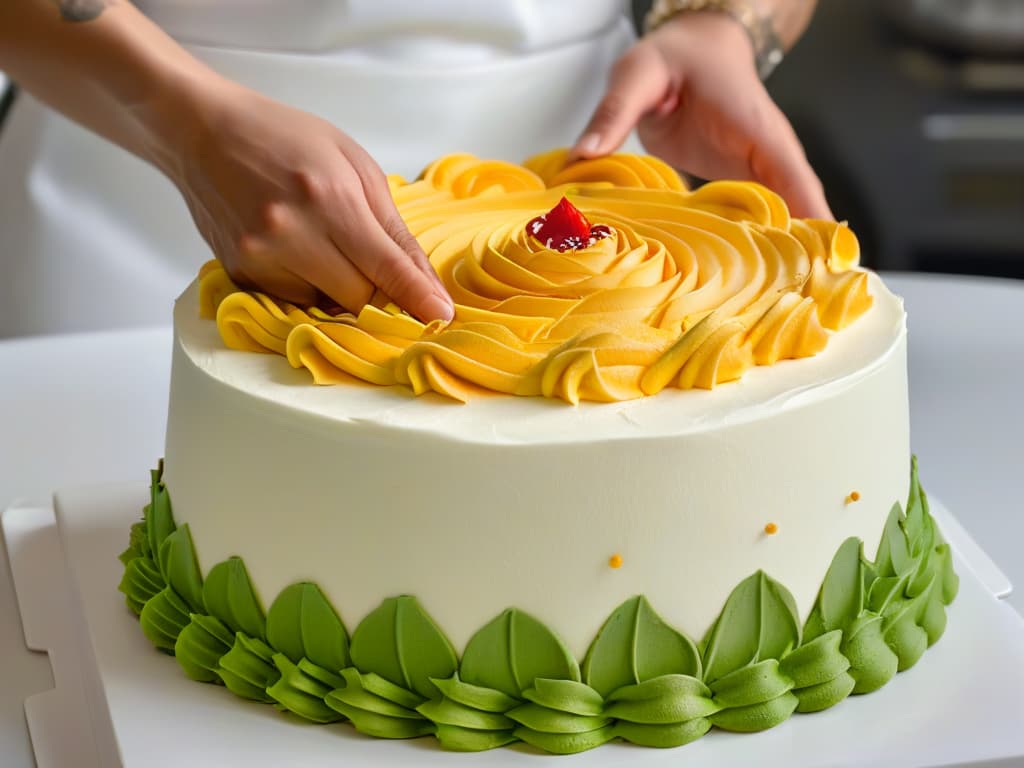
[{"x1": 1, "y1": 272, "x2": 1022, "y2": 767}]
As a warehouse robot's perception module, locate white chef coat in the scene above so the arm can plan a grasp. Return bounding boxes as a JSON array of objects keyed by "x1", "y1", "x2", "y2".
[{"x1": 0, "y1": 1, "x2": 634, "y2": 337}]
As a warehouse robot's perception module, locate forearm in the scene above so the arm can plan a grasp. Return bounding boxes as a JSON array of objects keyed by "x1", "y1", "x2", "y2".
[{"x1": 0, "y1": 0, "x2": 219, "y2": 179}]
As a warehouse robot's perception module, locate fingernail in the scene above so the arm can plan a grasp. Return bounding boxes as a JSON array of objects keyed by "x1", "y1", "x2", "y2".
[
  {"x1": 423, "y1": 294, "x2": 454, "y2": 323},
  {"x1": 575, "y1": 133, "x2": 601, "y2": 156}
]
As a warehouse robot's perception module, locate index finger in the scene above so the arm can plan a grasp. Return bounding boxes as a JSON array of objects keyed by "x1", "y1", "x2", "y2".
[
  {"x1": 330, "y1": 199, "x2": 453, "y2": 323},
  {"x1": 749, "y1": 107, "x2": 833, "y2": 220}
]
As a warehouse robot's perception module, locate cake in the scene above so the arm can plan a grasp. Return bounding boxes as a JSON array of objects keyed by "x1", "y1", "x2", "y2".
[{"x1": 119, "y1": 150, "x2": 958, "y2": 754}]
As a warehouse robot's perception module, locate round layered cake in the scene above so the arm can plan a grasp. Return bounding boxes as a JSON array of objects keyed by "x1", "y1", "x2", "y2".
[{"x1": 121, "y1": 151, "x2": 957, "y2": 753}]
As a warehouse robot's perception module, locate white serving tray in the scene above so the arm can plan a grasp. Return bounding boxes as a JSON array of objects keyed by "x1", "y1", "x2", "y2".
[{"x1": 5, "y1": 485, "x2": 1024, "y2": 768}]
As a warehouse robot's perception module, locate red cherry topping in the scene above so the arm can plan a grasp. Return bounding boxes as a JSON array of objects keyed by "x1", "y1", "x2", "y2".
[{"x1": 527, "y1": 197, "x2": 613, "y2": 252}]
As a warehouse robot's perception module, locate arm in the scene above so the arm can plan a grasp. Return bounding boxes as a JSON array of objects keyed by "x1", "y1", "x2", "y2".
[
  {"x1": 572, "y1": 0, "x2": 831, "y2": 219},
  {"x1": 0, "y1": 1, "x2": 454, "y2": 321},
  {"x1": 0, "y1": 1, "x2": 200, "y2": 176}
]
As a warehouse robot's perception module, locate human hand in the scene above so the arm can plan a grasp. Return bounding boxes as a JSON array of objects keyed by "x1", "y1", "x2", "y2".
[
  {"x1": 171, "y1": 79, "x2": 454, "y2": 322},
  {"x1": 571, "y1": 12, "x2": 831, "y2": 219}
]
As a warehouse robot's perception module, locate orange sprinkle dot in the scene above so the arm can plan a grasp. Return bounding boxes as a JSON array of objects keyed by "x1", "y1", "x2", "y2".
[
  {"x1": 608, "y1": 554, "x2": 624, "y2": 569},
  {"x1": 845, "y1": 491, "x2": 861, "y2": 505},
  {"x1": 764, "y1": 522, "x2": 779, "y2": 535}
]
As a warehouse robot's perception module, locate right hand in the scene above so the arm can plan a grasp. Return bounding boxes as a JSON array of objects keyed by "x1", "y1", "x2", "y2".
[
  {"x1": 170, "y1": 79, "x2": 454, "y2": 322},
  {"x1": 571, "y1": 12, "x2": 831, "y2": 220}
]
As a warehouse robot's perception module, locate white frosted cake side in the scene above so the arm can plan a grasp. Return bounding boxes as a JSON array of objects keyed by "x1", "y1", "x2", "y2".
[{"x1": 163, "y1": 272, "x2": 908, "y2": 660}]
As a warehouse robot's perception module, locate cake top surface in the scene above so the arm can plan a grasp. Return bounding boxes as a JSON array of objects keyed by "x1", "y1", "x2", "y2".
[{"x1": 177, "y1": 150, "x2": 905, "y2": 444}]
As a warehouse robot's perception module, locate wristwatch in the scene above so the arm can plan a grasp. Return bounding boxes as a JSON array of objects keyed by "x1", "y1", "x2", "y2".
[{"x1": 643, "y1": 0, "x2": 786, "y2": 80}]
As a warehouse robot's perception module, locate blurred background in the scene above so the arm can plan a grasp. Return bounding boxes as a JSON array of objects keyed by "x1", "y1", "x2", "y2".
[{"x1": 633, "y1": 0, "x2": 1024, "y2": 278}]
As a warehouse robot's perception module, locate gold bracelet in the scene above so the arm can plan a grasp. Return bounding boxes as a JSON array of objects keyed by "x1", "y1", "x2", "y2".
[{"x1": 643, "y1": 0, "x2": 785, "y2": 80}]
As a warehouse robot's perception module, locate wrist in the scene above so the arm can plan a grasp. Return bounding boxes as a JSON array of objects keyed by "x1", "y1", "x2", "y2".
[
  {"x1": 649, "y1": 10, "x2": 757, "y2": 73},
  {"x1": 644, "y1": 0, "x2": 783, "y2": 79},
  {"x1": 87, "y1": 8, "x2": 227, "y2": 182},
  {"x1": 137, "y1": 65, "x2": 234, "y2": 185}
]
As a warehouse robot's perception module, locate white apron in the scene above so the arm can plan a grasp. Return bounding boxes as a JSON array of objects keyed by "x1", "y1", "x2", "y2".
[{"x1": 0, "y1": 1, "x2": 633, "y2": 337}]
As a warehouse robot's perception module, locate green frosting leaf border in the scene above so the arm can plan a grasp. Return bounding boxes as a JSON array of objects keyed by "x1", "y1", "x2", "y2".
[{"x1": 119, "y1": 456, "x2": 957, "y2": 754}]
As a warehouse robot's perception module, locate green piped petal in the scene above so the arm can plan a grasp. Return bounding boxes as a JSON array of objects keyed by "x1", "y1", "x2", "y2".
[
  {"x1": 297, "y1": 658, "x2": 345, "y2": 690},
  {"x1": 175, "y1": 613, "x2": 233, "y2": 682},
  {"x1": 356, "y1": 670, "x2": 425, "y2": 710},
  {"x1": 905, "y1": 456, "x2": 926, "y2": 549},
  {"x1": 875, "y1": 503, "x2": 913, "y2": 578},
  {"x1": 614, "y1": 717, "x2": 711, "y2": 748},
  {"x1": 140, "y1": 586, "x2": 191, "y2": 652},
  {"x1": 266, "y1": 582, "x2": 349, "y2": 671},
  {"x1": 434, "y1": 724, "x2": 518, "y2": 752},
  {"x1": 203, "y1": 557, "x2": 267, "y2": 641},
  {"x1": 881, "y1": 593, "x2": 929, "y2": 672},
  {"x1": 266, "y1": 653, "x2": 341, "y2": 723},
  {"x1": 841, "y1": 613, "x2": 898, "y2": 694},
  {"x1": 779, "y1": 630, "x2": 854, "y2": 713},
  {"x1": 324, "y1": 688, "x2": 434, "y2": 739},
  {"x1": 418, "y1": 698, "x2": 516, "y2": 730},
  {"x1": 605, "y1": 672, "x2": 710, "y2": 703},
  {"x1": 701, "y1": 572, "x2": 801, "y2": 684},
  {"x1": 708, "y1": 659, "x2": 793, "y2": 709},
  {"x1": 812, "y1": 538, "x2": 866, "y2": 636},
  {"x1": 792, "y1": 672, "x2": 856, "y2": 713},
  {"x1": 866, "y1": 573, "x2": 908, "y2": 615},
  {"x1": 604, "y1": 695, "x2": 719, "y2": 726},
  {"x1": 119, "y1": 556, "x2": 165, "y2": 616},
  {"x1": 583, "y1": 596, "x2": 701, "y2": 697},
  {"x1": 349, "y1": 596, "x2": 457, "y2": 700},
  {"x1": 147, "y1": 469, "x2": 176, "y2": 577},
  {"x1": 939, "y1": 543, "x2": 960, "y2": 604},
  {"x1": 604, "y1": 675, "x2": 719, "y2": 724},
  {"x1": 329, "y1": 668, "x2": 423, "y2": 719},
  {"x1": 505, "y1": 703, "x2": 611, "y2": 734},
  {"x1": 119, "y1": 521, "x2": 149, "y2": 565},
  {"x1": 909, "y1": 511, "x2": 938, "y2": 596},
  {"x1": 919, "y1": 585, "x2": 949, "y2": 646},
  {"x1": 779, "y1": 630, "x2": 850, "y2": 688},
  {"x1": 514, "y1": 724, "x2": 617, "y2": 754},
  {"x1": 708, "y1": 691, "x2": 798, "y2": 733},
  {"x1": 460, "y1": 608, "x2": 579, "y2": 698},
  {"x1": 160, "y1": 524, "x2": 205, "y2": 614},
  {"x1": 218, "y1": 633, "x2": 278, "y2": 702},
  {"x1": 432, "y1": 672, "x2": 519, "y2": 713},
  {"x1": 522, "y1": 678, "x2": 604, "y2": 716}
]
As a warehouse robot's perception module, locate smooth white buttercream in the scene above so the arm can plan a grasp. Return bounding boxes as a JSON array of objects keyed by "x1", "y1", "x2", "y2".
[{"x1": 164, "y1": 273, "x2": 909, "y2": 659}]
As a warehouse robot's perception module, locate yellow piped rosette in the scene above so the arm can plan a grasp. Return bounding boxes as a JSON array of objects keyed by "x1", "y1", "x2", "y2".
[{"x1": 199, "y1": 149, "x2": 872, "y2": 404}]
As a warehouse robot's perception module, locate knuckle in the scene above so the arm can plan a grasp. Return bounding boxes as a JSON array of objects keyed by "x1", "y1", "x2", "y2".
[
  {"x1": 258, "y1": 201, "x2": 291, "y2": 235},
  {"x1": 383, "y1": 216, "x2": 420, "y2": 253},
  {"x1": 236, "y1": 232, "x2": 262, "y2": 259},
  {"x1": 293, "y1": 169, "x2": 332, "y2": 206}
]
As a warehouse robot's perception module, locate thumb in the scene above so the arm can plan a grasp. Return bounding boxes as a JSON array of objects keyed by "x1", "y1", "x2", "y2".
[{"x1": 571, "y1": 47, "x2": 671, "y2": 160}]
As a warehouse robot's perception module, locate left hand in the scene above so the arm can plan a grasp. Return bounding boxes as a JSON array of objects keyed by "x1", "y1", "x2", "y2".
[{"x1": 571, "y1": 12, "x2": 832, "y2": 219}]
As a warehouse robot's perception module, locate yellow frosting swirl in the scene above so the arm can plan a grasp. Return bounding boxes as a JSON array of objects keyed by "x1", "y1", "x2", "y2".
[{"x1": 200, "y1": 149, "x2": 872, "y2": 404}]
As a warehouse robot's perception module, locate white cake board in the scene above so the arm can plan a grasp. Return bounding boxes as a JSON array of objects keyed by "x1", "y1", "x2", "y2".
[{"x1": 5, "y1": 485, "x2": 1024, "y2": 768}]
